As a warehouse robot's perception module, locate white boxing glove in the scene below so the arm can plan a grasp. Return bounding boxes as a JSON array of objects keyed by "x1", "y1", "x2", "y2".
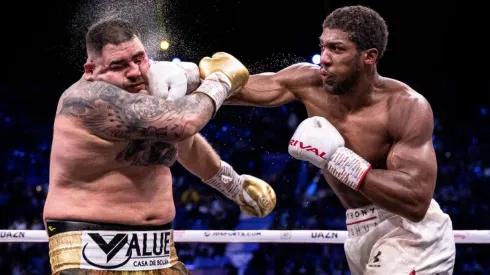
[
  {"x1": 148, "y1": 61, "x2": 201, "y2": 100},
  {"x1": 288, "y1": 116, "x2": 371, "y2": 190}
]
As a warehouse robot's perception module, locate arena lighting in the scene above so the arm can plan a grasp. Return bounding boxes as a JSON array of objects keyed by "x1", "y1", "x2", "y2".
[
  {"x1": 311, "y1": 54, "x2": 321, "y2": 64},
  {"x1": 160, "y1": 40, "x2": 170, "y2": 51}
]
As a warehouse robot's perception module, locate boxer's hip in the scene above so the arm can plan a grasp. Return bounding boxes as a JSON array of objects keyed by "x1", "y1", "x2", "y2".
[
  {"x1": 344, "y1": 199, "x2": 452, "y2": 240},
  {"x1": 343, "y1": 199, "x2": 455, "y2": 274},
  {"x1": 47, "y1": 219, "x2": 188, "y2": 275}
]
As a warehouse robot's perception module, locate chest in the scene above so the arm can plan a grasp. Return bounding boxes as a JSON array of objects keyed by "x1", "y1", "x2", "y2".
[
  {"x1": 304, "y1": 99, "x2": 392, "y2": 169},
  {"x1": 116, "y1": 140, "x2": 178, "y2": 167}
]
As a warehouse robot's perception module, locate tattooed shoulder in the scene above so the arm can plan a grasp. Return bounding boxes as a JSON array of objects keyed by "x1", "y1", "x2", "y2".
[
  {"x1": 56, "y1": 78, "x2": 215, "y2": 143},
  {"x1": 56, "y1": 79, "x2": 186, "y2": 142},
  {"x1": 55, "y1": 80, "x2": 183, "y2": 167},
  {"x1": 57, "y1": 80, "x2": 114, "y2": 117}
]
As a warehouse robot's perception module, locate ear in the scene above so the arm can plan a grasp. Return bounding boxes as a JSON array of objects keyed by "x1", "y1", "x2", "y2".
[
  {"x1": 363, "y1": 48, "x2": 379, "y2": 65},
  {"x1": 83, "y1": 61, "x2": 95, "y2": 81}
]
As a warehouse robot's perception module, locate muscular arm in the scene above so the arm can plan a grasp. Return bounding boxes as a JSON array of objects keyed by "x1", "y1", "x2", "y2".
[
  {"x1": 57, "y1": 79, "x2": 215, "y2": 142},
  {"x1": 176, "y1": 134, "x2": 221, "y2": 180},
  {"x1": 358, "y1": 94, "x2": 437, "y2": 222},
  {"x1": 224, "y1": 63, "x2": 321, "y2": 107}
]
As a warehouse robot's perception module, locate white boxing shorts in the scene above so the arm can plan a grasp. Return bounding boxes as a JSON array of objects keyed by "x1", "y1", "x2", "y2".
[{"x1": 344, "y1": 199, "x2": 455, "y2": 275}]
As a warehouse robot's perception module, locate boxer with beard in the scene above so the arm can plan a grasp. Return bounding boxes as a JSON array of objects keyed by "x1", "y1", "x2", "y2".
[{"x1": 225, "y1": 5, "x2": 456, "y2": 275}]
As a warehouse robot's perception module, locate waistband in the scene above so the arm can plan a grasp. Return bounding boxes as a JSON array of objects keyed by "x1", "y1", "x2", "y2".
[
  {"x1": 46, "y1": 219, "x2": 172, "y2": 237},
  {"x1": 345, "y1": 205, "x2": 395, "y2": 238},
  {"x1": 47, "y1": 220, "x2": 178, "y2": 273}
]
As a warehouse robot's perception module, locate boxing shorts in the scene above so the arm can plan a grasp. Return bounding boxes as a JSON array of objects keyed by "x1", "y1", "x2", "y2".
[
  {"x1": 343, "y1": 199, "x2": 455, "y2": 275},
  {"x1": 46, "y1": 220, "x2": 190, "y2": 274}
]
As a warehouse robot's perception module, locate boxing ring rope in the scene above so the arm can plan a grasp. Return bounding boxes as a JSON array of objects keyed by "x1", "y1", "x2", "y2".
[{"x1": 1, "y1": 230, "x2": 489, "y2": 244}]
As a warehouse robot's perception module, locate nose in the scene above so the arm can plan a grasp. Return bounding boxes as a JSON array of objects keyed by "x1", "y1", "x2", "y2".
[
  {"x1": 126, "y1": 62, "x2": 142, "y2": 80},
  {"x1": 320, "y1": 49, "x2": 332, "y2": 67}
]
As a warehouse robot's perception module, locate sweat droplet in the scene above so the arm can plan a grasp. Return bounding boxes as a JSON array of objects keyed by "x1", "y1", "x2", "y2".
[{"x1": 67, "y1": 0, "x2": 178, "y2": 65}]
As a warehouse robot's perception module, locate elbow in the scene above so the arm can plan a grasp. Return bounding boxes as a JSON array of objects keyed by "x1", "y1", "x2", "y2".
[
  {"x1": 406, "y1": 197, "x2": 431, "y2": 223},
  {"x1": 406, "y1": 210, "x2": 426, "y2": 223},
  {"x1": 176, "y1": 118, "x2": 203, "y2": 141}
]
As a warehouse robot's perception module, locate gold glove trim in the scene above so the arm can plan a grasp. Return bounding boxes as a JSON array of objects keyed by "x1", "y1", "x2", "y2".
[{"x1": 239, "y1": 175, "x2": 277, "y2": 217}]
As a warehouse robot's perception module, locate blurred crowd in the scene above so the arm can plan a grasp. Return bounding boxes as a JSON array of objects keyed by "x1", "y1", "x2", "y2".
[{"x1": 0, "y1": 88, "x2": 489, "y2": 274}]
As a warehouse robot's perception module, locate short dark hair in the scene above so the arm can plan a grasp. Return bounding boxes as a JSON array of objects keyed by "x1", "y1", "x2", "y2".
[
  {"x1": 323, "y1": 6, "x2": 388, "y2": 60},
  {"x1": 86, "y1": 18, "x2": 141, "y2": 55}
]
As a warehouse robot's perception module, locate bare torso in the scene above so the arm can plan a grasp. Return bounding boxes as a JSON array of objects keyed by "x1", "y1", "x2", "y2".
[
  {"x1": 299, "y1": 74, "x2": 405, "y2": 209},
  {"x1": 44, "y1": 114, "x2": 177, "y2": 226}
]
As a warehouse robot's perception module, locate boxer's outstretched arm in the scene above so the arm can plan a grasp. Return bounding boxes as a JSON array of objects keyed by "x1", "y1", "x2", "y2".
[
  {"x1": 57, "y1": 80, "x2": 215, "y2": 142},
  {"x1": 224, "y1": 63, "x2": 320, "y2": 107},
  {"x1": 358, "y1": 95, "x2": 437, "y2": 222},
  {"x1": 176, "y1": 134, "x2": 221, "y2": 180}
]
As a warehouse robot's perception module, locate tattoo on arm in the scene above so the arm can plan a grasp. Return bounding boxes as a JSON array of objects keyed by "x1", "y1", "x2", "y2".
[
  {"x1": 57, "y1": 80, "x2": 214, "y2": 142},
  {"x1": 176, "y1": 62, "x2": 201, "y2": 92}
]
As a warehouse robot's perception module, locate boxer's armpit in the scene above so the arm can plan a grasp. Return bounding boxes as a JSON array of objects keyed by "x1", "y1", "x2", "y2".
[{"x1": 57, "y1": 80, "x2": 214, "y2": 142}]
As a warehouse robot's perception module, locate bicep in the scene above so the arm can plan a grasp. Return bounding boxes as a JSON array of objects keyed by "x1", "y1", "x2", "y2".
[
  {"x1": 387, "y1": 138, "x2": 437, "y2": 183},
  {"x1": 57, "y1": 81, "x2": 214, "y2": 142},
  {"x1": 386, "y1": 96, "x2": 437, "y2": 184}
]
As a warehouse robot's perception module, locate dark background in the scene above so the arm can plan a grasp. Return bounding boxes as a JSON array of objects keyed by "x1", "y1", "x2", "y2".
[
  {"x1": 1, "y1": 0, "x2": 488, "y2": 122},
  {"x1": 0, "y1": 0, "x2": 489, "y2": 274}
]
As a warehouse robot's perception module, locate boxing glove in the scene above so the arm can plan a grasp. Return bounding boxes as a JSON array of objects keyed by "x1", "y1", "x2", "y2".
[
  {"x1": 288, "y1": 116, "x2": 371, "y2": 190},
  {"x1": 238, "y1": 175, "x2": 277, "y2": 217},
  {"x1": 203, "y1": 161, "x2": 277, "y2": 217},
  {"x1": 148, "y1": 61, "x2": 201, "y2": 100},
  {"x1": 194, "y1": 52, "x2": 249, "y2": 114},
  {"x1": 198, "y1": 52, "x2": 249, "y2": 94}
]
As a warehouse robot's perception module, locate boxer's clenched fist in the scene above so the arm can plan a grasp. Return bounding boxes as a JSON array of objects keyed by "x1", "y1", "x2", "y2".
[
  {"x1": 148, "y1": 61, "x2": 200, "y2": 100},
  {"x1": 203, "y1": 161, "x2": 277, "y2": 217},
  {"x1": 198, "y1": 52, "x2": 249, "y2": 94},
  {"x1": 193, "y1": 52, "x2": 249, "y2": 115},
  {"x1": 288, "y1": 117, "x2": 372, "y2": 190},
  {"x1": 237, "y1": 175, "x2": 277, "y2": 217}
]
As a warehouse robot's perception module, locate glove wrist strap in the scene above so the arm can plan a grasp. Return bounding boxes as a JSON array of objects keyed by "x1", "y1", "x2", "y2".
[
  {"x1": 203, "y1": 160, "x2": 243, "y2": 202},
  {"x1": 327, "y1": 147, "x2": 371, "y2": 190},
  {"x1": 194, "y1": 72, "x2": 231, "y2": 115},
  {"x1": 176, "y1": 62, "x2": 201, "y2": 92}
]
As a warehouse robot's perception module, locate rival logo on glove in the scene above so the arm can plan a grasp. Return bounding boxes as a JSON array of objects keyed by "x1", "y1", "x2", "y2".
[{"x1": 289, "y1": 140, "x2": 329, "y2": 160}]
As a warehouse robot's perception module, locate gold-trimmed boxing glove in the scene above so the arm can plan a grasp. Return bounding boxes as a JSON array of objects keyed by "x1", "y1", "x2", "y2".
[
  {"x1": 203, "y1": 161, "x2": 276, "y2": 217},
  {"x1": 193, "y1": 52, "x2": 249, "y2": 115}
]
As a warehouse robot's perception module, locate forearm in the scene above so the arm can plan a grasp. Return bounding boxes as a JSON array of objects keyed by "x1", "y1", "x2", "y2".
[
  {"x1": 358, "y1": 169, "x2": 430, "y2": 222},
  {"x1": 56, "y1": 80, "x2": 216, "y2": 143},
  {"x1": 169, "y1": 93, "x2": 215, "y2": 139},
  {"x1": 223, "y1": 91, "x2": 270, "y2": 107},
  {"x1": 177, "y1": 134, "x2": 221, "y2": 180},
  {"x1": 223, "y1": 73, "x2": 296, "y2": 107},
  {"x1": 223, "y1": 88, "x2": 294, "y2": 107}
]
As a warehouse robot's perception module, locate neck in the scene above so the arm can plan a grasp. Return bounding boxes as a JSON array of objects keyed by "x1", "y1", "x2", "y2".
[{"x1": 331, "y1": 68, "x2": 380, "y2": 113}]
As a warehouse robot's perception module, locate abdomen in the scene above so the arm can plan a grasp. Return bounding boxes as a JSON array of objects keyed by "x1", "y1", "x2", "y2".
[{"x1": 46, "y1": 123, "x2": 176, "y2": 226}]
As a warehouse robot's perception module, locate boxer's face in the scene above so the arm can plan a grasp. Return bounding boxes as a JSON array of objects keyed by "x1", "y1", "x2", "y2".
[
  {"x1": 85, "y1": 37, "x2": 150, "y2": 94},
  {"x1": 319, "y1": 28, "x2": 362, "y2": 95}
]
